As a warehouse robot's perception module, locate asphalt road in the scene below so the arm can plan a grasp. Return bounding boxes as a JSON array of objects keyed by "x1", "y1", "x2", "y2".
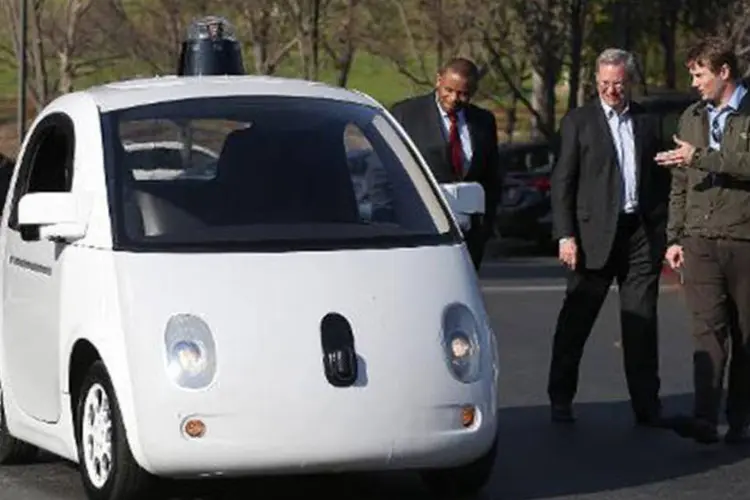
[{"x1": 3, "y1": 255, "x2": 750, "y2": 500}]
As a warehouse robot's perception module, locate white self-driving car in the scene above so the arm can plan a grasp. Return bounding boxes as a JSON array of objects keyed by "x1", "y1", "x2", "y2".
[{"x1": 0, "y1": 75, "x2": 499, "y2": 500}]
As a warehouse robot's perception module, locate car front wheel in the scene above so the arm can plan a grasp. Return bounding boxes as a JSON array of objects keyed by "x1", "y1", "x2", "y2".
[
  {"x1": 75, "y1": 361, "x2": 156, "y2": 500},
  {"x1": 0, "y1": 382, "x2": 38, "y2": 464},
  {"x1": 419, "y1": 437, "x2": 497, "y2": 498}
]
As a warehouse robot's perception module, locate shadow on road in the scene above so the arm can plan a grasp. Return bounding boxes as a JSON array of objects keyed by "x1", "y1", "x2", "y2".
[{"x1": 492, "y1": 394, "x2": 750, "y2": 499}]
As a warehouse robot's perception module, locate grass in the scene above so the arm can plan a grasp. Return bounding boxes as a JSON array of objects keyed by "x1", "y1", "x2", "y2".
[{"x1": 0, "y1": 50, "x2": 453, "y2": 157}]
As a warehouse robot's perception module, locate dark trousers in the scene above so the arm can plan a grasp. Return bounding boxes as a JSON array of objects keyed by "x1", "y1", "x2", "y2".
[
  {"x1": 682, "y1": 236, "x2": 750, "y2": 428},
  {"x1": 547, "y1": 214, "x2": 662, "y2": 417}
]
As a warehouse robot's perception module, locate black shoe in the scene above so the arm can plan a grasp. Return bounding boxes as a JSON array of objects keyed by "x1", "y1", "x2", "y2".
[
  {"x1": 635, "y1": 413, "x2": 670, "y2": 428},
  {"x1": 665, "y1": 415, "x2": 719, "y2": 444},
  {"x1": 724, "y1": 426, "x2": 750, "y2": 445},
  {"x1": 551, "y1": 403, "x2": 575, "y2": 423}
]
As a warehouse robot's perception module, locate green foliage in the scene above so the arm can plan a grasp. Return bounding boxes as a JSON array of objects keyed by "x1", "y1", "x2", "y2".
[{"x1": 0, "y1": 0, "x2": 741, "y2": 148}]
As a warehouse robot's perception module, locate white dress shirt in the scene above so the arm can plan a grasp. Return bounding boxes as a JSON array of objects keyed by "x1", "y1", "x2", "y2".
[{"x1": 601, "y1": 100, "x2": 638, "y2": 214}]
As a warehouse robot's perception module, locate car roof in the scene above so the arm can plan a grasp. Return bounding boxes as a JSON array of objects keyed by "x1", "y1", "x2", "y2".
[
  {"x1": 79, "y1": 75, "x2": 381, "y2": 113},
  {"x1": 633, "y1": 91, "x2": 698, "y2": 111},
  {"x1": 498, "y1": 139, "x2": 550, "y2": 154}
]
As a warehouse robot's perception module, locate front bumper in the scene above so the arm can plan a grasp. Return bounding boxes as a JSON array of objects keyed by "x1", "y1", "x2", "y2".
[{"x1": 132, "y1": 395, "x2": 498, "y2": 478}]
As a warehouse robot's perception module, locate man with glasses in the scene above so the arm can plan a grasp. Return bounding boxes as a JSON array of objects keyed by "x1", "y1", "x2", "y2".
[
  {"x1": 656, "y1": 37, "x2": 750, "y2": 445},
  {"x1": 547, "y1": 48, "x2": 672, "y2": 427}
]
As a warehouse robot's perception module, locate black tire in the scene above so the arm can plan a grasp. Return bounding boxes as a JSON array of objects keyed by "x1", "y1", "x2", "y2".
[
  {"x1": 0, "y1": 382, "x2": 38, "y2": 464},
  {"x1": 75, "y1": 361, "x2": 157, "y2": 500},
  {"x1": 420, "y1": 437, "x2": 498, "y2": 499}
]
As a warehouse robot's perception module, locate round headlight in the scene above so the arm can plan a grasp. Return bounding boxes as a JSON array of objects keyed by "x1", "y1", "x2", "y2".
[
  {"x1": 171, "y1": 340, "x2": 207, "y2": 375},
  {"x1": 441, "y1": 303, "x2": 482, "y2": 383},
  {"x1": 164, "y1": 314, "x2": 217, "y2": 390},
  {"x1": 450, "y1": 332, "x2": 473, "y2": 359}
]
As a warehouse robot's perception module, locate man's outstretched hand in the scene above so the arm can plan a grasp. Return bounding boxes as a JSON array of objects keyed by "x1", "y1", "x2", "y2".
[{"x1": 655, "y1": 135, "x2": 697, "y2": 168}]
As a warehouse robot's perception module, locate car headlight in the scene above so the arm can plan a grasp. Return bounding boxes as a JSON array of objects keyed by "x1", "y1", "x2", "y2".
[
  {"x1": 164, "y1": 314, "x2": 217, "y2": 389},
  {"x1": 441, "y1": 303, "x2": 482, "y2": 383}
]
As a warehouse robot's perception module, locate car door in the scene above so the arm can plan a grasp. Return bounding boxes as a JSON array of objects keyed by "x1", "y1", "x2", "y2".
[{"x1": 1, "y1": 113, "x2": 75, "y2": 424}]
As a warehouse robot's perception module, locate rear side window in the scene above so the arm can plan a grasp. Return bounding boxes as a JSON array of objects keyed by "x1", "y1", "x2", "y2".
[{"x1": 8, "y1": 113, "x2": 75, "y2": 233}]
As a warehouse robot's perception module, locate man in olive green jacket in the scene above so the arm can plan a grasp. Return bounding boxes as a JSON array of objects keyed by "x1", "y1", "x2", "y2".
[{"x1": 656, "y1": 37, "x2": 750, "y2": 445}]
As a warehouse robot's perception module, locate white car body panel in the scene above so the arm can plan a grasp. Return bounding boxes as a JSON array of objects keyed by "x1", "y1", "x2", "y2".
[{"x1": 116, "y1": 244, "x2": 496, "y2": 475}]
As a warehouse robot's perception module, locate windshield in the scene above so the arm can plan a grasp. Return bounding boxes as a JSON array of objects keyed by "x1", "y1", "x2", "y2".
[{"x1": 101, "y1": 96, "x2": 458, "y2": 252}]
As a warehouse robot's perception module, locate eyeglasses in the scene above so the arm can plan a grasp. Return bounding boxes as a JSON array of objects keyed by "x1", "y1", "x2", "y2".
[{"x1": 597, "y1": 81, "x2": 625, "y2": 90}]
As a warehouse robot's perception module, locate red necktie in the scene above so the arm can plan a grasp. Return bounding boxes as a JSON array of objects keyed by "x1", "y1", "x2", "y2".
[{"x1": 447, "y1": 111, "x2": 463, "y2": 180}]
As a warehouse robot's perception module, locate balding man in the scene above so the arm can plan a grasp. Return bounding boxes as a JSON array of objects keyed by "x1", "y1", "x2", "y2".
[
  {"x1": 547, "y1": 48, "x2": 672, "y2": 427},
  {"x1": 390, "y1": 57, "x2": 501, "y2": 270}
]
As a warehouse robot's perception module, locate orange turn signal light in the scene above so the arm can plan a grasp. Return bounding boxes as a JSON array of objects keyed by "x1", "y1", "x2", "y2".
[
  {"x1": 184, "y1": 418, "x2": 207, "y2": 438},
  {"x1": 461, "y1": 406, "x2": 476, "y2": 427}
]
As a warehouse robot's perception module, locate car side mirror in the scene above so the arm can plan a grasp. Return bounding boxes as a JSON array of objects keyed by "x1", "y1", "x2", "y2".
[
  {"x1": 440, "y1": 182, "x2": 485, "y2": 231},
  {"x1": 17, "y1": 192, "x2": 88, "y2": 242}
]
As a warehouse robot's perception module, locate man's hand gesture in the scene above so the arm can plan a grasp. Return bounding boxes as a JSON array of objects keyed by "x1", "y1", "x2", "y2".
[{"x1": 655, "y1": 135, "x2": 697, "y2": 168}]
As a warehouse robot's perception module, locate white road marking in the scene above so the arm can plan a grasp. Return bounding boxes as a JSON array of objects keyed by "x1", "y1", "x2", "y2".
[
  {"x1": 480, "y1": 283, "x2": 581, "y2": 293},
  {"x1": 481, "y1": 259, "x2": 558, "y2": 268}
]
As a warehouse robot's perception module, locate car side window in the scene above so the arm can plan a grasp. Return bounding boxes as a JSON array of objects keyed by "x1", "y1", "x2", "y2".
[
  {"x1": 343, "y1": 123, "x2": 395, "y2": 223},
  {"x1": 9, "y1": 114, "x2": 75, "y2": 232}
]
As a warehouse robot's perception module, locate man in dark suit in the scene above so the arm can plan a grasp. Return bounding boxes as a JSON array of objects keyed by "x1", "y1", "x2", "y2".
[
  {"x1": 547, "y1": 48, "x2": 672, "y2": 426},
  {"x1": 390, "y1": 57, "x2": 500, "y2": 270}
]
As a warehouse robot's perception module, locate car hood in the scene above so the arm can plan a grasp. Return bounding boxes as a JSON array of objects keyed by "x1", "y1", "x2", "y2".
[{"x1": 112, "y1": 244, "x2": 494, "y2": 405}]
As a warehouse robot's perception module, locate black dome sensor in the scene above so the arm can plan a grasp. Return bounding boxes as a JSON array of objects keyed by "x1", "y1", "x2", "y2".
[{"x1": 177, "y1": 16, "x2": 245, "y2": 76}]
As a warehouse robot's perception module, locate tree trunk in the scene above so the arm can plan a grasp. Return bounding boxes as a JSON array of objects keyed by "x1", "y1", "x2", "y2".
[
  {"x1": 311, "y1": 0, "x2": 321, "y2": 80},
  {"x1": 567, "y1": 0, "x2": 585, "y2": 111},
  {"x1": 659, "y1": 1, "x2": 678, "y2": 89},
  {"x1": 531, "y1": 70, "x2": 545, "y2": 139}
]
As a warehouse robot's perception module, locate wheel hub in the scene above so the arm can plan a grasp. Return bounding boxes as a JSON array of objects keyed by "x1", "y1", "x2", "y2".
[{"x1": 81, "y1": 383, "x2": 113, "y2": 489}]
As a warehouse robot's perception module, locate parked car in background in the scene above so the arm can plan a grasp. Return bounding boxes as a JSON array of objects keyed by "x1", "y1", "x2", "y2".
[
  {"x1": 494, "y1": 140, "x2": 555, "y2": 250},
  {"x1": 494, "y1": 90, "x2": 697, "y2": 251}
]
